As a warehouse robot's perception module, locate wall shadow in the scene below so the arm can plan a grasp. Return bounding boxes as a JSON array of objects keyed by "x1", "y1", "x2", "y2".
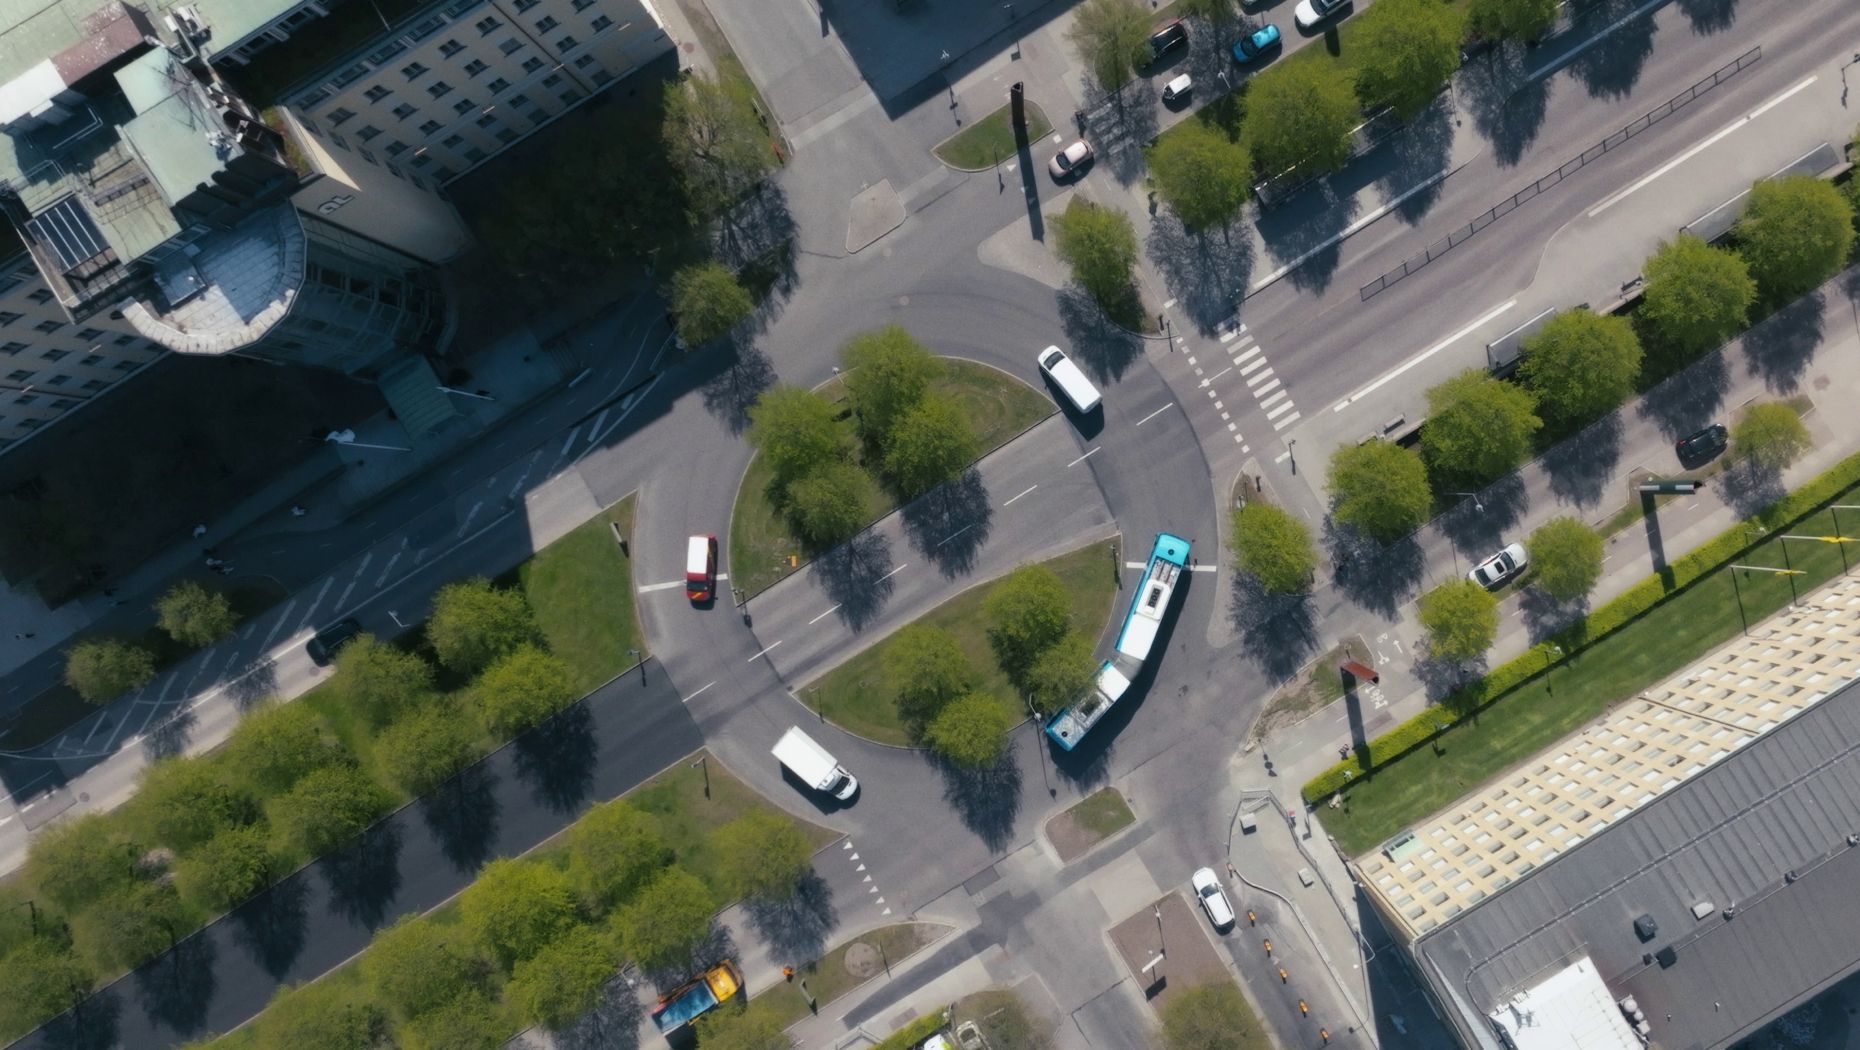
[{"x1": 553, "y1": 977, "x2": 644, "y2": 1050}]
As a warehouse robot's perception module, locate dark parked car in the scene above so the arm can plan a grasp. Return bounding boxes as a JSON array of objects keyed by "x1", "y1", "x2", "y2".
[
  {"x1": 1675, "y1": 423, "x2": 1728, "y2": 463},
  {"x1": 1149, "y1": 20, "x2": 1188, "y2": 59},
  {"x1": 307, "y1": 618, "x2": 363, "y2": 666}
]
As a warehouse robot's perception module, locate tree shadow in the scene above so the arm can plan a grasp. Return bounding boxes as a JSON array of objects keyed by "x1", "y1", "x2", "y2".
[
  {"x1": 816, "y1": 531, "x2": 898, "y2": 633},
  {"x1": 641, "y1": 923, "x2": 733, "y2": 989},
  {"x1": 1325, "y1": 521, "x2": 1425, "y2": 618},
  {"x1": 1412, "y1": 651, "x2": 1486, "y2": 706},
  {"x1": 1376, "y1": 99, "x2": 1455, "y2": 224},
  {"x1": 1676, "y1": 0, "x2": 1738, "y2": 33},
  {"x1": 513, "y1": 701, "x2": 598, "y2": 815},
  {"x1": 936, "y1": 741, "x2": 1024, "y2": 854},
  {"x1": 699, "y1": 342, "x2": 778, "y2": 435},
  {"x1": 1541, "y1": 411, "x2": 1623, "y2": 509},
  {"x1": 1226, "y1": 576, "x2": 1320, "y2": 682},
  {"x1": 1253, "y1": 179, "x2": 1355, "y2": 295},
  {"x1": 420, "y1": 762, "x2": 503, "y2": 873},
  {"x1": 900, "y1": 469, "x2": 993, "y2": 579},
  {"x1": 1568, "y1": 0, "x2": 1658, "y2": 99},
  {"x1": 322, "y1": 819, "x2": 403, "y2": 931},
  {"x1": 1518, "y1": 587, "x2": 1588, "y2": 644},
  {"x1": 552, "y1": 977, "x2": 643, "y2": 1050},
  {"x1": 1458, "y1": 43, "x2": 1551, "y2": 167},
  {"x1": 1145, "y1": 211, "x2": 1254, "y2": 334},
  {"x1": 225, "y1": 660, "x2": 277, "y2": 713},
  {"x1": 1056, "y1": 286, "x2": 1145, "y2": 383},
  {"x1": 1637, "y1": 350, "x2": 1730, "y2": 440},
  {"x1": 1717, "y1": 457, "x2": 1787, "y2": 518},
  {"x1": 229, "y1": 872, "x2": 310, "y2": 980},
  {"x1": 743, "y1": 870, "x2": 837, "y2": 964},
  {"x1": 1742, "y1": 291, "x2": 1823, "y2": 394},
  {"x1": 1434, "y1": 475, "x2": 1529, "y2": 556},
  {"x1": 1078, "y1": 86, "x2": 1160, "y2": 188},
  {"x1": 140, "y1": 704, "x2": 194, "y2": 762},
  {"x1": 131, "y1": 933, "x2": 215, "y2": 1036},
  {"x1": 714, "y1": 183, "x2": 799, "y2": 297},
  {"x1": 34, "y1": 987, "x2": 120, "y2": 1050}
]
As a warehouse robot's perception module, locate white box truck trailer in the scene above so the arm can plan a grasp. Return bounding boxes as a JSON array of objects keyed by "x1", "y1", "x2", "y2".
[{"x1": 772, "y1": 726, "x2": 859, "y2": 801}]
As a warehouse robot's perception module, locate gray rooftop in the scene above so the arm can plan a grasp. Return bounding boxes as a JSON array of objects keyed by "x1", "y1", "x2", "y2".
[
  {"x1": 1414, "y1": 680, "x2": 1860, "y2": 1050},
  {"x1": 0, "y1": 0, "x2": 301, "y2": 87}
]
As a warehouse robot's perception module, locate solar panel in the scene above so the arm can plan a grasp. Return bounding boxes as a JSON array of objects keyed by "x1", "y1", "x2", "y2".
[{"x1": 26, "y1": 195, "x2": 109, "y2": 273}]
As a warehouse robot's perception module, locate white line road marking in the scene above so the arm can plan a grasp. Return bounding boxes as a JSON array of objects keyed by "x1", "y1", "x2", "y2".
[
  {"x1": 1267, "y1": 401, "x2": 1296, "y2": 420},
  {"x1": 1202, "y1": 366, "x2": 1233, "y2": 385},
  {"x1": 1275, "y1": 451, "x2": 1292, "y2": 463},
  {"x1": 1124, "y1": 561, "x2": 1146, "y2": 569},
  {"x1": 1227, "y1": 422, "x2": 1237, "y2": 430},
  {"x1": 1332, "y1": 299, "x2": 1517, "y2": 412},
  {"x1": 1246, "y1": 368, "x2": 1276, "y2": 388},
  {"x1": 1249, "y1": 168, "x2": 1454, "y2": 292},
  {"x1": 1239, "y1": 357, "x2": 1268, "y2": 376},
  {"x1": 258, "y1": 600, "x2": 296, "y2": 651},
  {"x1": 808, "y1": 604, "x2": 842, "y2": 625},
  {"x1": 585, "y1": 409, "x2": 609, "y2": 443},
  {"x1": 1135, "y1": 404, "x2": 1175, "y2": 426},
  {"x1": 878, "y1": 563, "x2": 909, "y2": 582},
  {"x1": 937, "y1": 523, "x2": 976, "y2": 547},
  {"x1": 1235, "y1": 344, "x2": 1263, "y2": 365},
  {"x1": 1750, "y1": 74, "x2": 1817, "y2": 118},
  {"x1": 681, "y1": 682, "x2": 716, "y2": 703},
  {"x1": 1004, "y1": 484, "x2": 1038, "y2": 506},
  {"x1": 1162, "y1": 298, "x2": 1177, "y2": 308},
  {"x1": 1254, "y1": 378, "x2": 1283, "y2": 397},
  {"x1": 559, "y1": 427, "x2": 580, "y2": 457},
  {"x1": 1259, "y1": 390, "x2": 1288, "y2": 409},
  {"x1": 335, "y1": 579, "x2": 359, "y2": 611},
  {"x1": 457, "y1": 500, "x2": 484, "y2": 535},
  {"x1": 1188, "y1": 565, "x2": 1217, "y2": 573},
  {"x1": 1220, "y1": 412, "x2": 1231, "y2": 421},
  {"x1": 373, "y1": 551, "x2": 402, "y2": 588},
  {"x1": 638, "y1": 580, "x2": 685, "y2": 593},
  {"x1": 1220, "y1": 330, "x2": 1239, "y2": 343},
  {"x1": 1273, "y1": 411, "x2": 1303, "y2": 430},
  {"x1": 747, "y1": 641, "x2": 783, "y2": 663},
  {"x1": 1067, "y1": 447, "x2": 1101, "y2": 467},
  {"x1": 300, "y1": 578, "x2": 335, "y2": 628}
]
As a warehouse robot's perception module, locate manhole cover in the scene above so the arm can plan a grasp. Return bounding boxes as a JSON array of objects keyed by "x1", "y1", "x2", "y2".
[{"x1": 843, "y1": 942, "x2": 883, "y2": 978}]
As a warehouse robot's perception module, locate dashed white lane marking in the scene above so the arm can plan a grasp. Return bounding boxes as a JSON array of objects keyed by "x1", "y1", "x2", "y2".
[
  {"x1": 878, "y1": 563, "x2": 909, "y2": 582},
  {"x1": 937, "y1": 523, "x2": 976, "y2": 548},
  {"x1": 1331, "y1": 299, "x2": 1516, "y2": 413},
  {"x1": 1135, "y1": 404, "x2": 1175, "y2": 426},
  {"x1": 808, "y1": 604, "x2": 842, "y2": 624},
  {"x1": 747, "y1": 641, "x2": 784, "y2": 663},
  {"x1": 681, "y1": 682, "x2": 716, "y2": 703},
  {"x1": 638, "y1": 580, "x2": 685, "y2": 593},
  {"x1": 1203, "y1": 366, "x2": 1233, "y2": 385},
  {"x1": 1068, "y1": 447, "x2": 1101, "y2": 467},
  {"x1": 1005, "y1": 484, "x2": 1039, "y2": 506}
]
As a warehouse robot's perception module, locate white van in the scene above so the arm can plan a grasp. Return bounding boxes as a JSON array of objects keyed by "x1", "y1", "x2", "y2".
[
  {"x1": 772, "y1": 726, "x2": 858, "y2": 800},
  {"x1": 1037, "y1": 345, "x2": 1101, "y2": 413}
]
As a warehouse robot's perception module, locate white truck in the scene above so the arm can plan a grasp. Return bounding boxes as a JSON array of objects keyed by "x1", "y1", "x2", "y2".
[{"x1": 772, "y1": 726, "x2": 859, "y2": 801}]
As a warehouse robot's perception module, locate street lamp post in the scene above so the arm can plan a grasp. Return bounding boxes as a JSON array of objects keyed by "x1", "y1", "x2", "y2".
[
  {"x1": 1728, "y1": 564, "x2": 1806, "y2": 632},
  {"x1": 691, "y1": 755, "x2": 710, "y2": 799},
  {"x1": 436, "y1": 385, "x2": 496, "y2": 402},
  {"x1": 1448, "y1": 491, "x2": 1486, "y2": 513},
  {"x1": 323, "y1": 429, "x2": 411, "y2": 453},
  {"x1": 629, "y1": 648, "x2": 644, "y2": 681},
  {"x1": 1026, "y1": 695, "x2": 1055, "y2": 798}
]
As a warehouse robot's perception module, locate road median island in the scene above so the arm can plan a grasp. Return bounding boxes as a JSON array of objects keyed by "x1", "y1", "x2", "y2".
[
  {"x1": 1307, "y1": 445, "x2": 1860, "y2": 856},
  {"x1": 756, "y1": 921, "x2": 951, "y2": 1026},
  {"x1": 932, "y1": 100, "x2": 1053, "y2": 172},
  {"x1": 1046, "y1": 786, "x2": 1136, "y2": 863}
]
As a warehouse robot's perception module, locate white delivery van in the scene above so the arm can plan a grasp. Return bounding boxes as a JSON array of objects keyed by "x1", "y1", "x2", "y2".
[
  {"x1": 1037, "y1": 345, "x2": 1101, "y2": 413},
  {"x1": 772, "y1": 726, "x2": 859, "y2": 800}
]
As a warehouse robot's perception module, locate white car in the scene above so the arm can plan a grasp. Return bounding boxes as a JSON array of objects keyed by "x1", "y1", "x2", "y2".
[
  {"x1": 1048, "y1": 139, "x2": 1093, "y2": 179},
  {"x1": 1469, "y1": 542, "x2": 1528, "y2": 589},
  {"x1": 1294, "y1": 0, "x2": 1348, "y2": 30},
  {"x1": 1192, "y1": 867, "x2": 1236, "y2": 931}
]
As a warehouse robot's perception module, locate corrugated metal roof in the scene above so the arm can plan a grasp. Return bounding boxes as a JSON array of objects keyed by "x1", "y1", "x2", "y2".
[{"x1": 1417, "y1": 682, "x2": 1860, "y2": 1050}]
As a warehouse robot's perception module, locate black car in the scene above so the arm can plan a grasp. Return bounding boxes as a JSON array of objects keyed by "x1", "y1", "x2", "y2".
[
  {"x1": 1149, "y1": 20, "x2": 1188, "y2": 59},
  {"x1": 306, "y1": 618, "x2": 363, "y2": 666},
  {"x1": 1675, "y1": 423, "x2": 1728, "y2": 463}
]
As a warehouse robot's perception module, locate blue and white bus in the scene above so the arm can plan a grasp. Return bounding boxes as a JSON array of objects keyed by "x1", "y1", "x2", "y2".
[{"x1": 1044, "y1": 532, "x2": 1191, "y2": 751}]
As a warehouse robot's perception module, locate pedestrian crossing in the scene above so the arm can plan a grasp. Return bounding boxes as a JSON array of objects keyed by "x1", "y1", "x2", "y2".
[{"x1": 1178, "y1": 318, "x2": 1302, "y2": 460}]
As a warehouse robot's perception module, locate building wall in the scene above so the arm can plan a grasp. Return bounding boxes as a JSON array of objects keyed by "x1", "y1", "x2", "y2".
[
  {"x1": 279, "y1": 0, "x2": 671, "y2": 184},
  {"x1": 0, "y1": 256, "x2": 164, "y2": 453},
  {"x1": 282, "y1": 110, "x2": 473, "y2": 266}
]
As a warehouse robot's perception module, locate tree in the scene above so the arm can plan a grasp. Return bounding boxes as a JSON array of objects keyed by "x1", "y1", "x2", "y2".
[
  {"x1": 376, "y1": 705, "x2": 481, "y2": 796},
  {"x1": 786, "y1": 462, "x2": 869, "y2": 548},
  {"x1": 176, "y1": 824, "x2": 274, "y2": 912},
  {"x1": 695, "y1": 1001, "x2": 794, "y2": 1050},
  {"x1": 74, "y1": 880, "x2": 187, "y2": 970},
  {"x1": 460, "y1": 858, "x2": 580, "y2": 971},
  {"x1": 1527, "y1": 517, "x2": 1603, "y2": 603},
  {"x1": 1230, "y1": 503, "x2": 1318, "y2": 594},
  {"x1": 427, "y1": 578, "x2": 540, "y2": 675},
  {"x1": 1065, "y1": 0, "x2": 1152, "y2": 94},
  {"x1": 662, "y1": 70, "x2": 773, "y2": 221},
  {"x1": 1467, "y1": 0, "x2": 1557, "y2": 40},
  {"x1": 509, "y1": 925, "x2": 619, "y2": 1030},
  {"x1": 1734, "y1": 175, "x2": 1856, "y2": 301},
  {"x1": 1417, "y1": 579, "x2": 1499, "y2": 664},
  {"x1": 134, "y1": 756, "x2": 258, "y2": 852},
  {"x1": 63, "y1": 638, "x2": 155, "y2": 704},
  {"x1": 612, "y1": 866, "x2": 715, "y2": 972},
  {"x1": 1639, "y1": 234, "x2": 1755, "y2": 360},
  {"x1": 748, "y1": 385, "x2": 842, "y2": 490},
  {"x1": 1420, "y1": 370, "x2": 1541, "y2": 485},
  {"x1": 1733, "y1": 402, "x2": 1811, "y2": 472},
  {"x1": 362, "y1": 914, "x2": 481, "y2": 1021},
  {"x1": 332, "y1": 633, "x2": 434, "y2": 728},
  {"x1": 224, "y1": 700, "x2": 344, "y2": 794},
  {"x1": 1177, "y1": 0, "x2": 1239, "y2": 32},
  {"x1": 925, "y1": 693, "x2": 1014, "y2": 768},
  {"x1": 1025, "y1": 632, "x2": 1097, "y2": 715},
  {"x1": 1352, "y1": 0, "x2": 1463, "y2": 118},
  {"x1": 1051, "y1": 199, "x2": 1139, "y2": 307},
  {"x1": 569, "y1": 800, "x2": 671, "y2": 910},
  {"x1": 984, "y1": 565, "x2": 1073, "y2": 679},
  {"x1": 1243, "y1": 60, "x2": 1359, "y2": 176},
  {"x1": 841, "y1": 325, "x2": 942, "y2": 445},
  {"x1": 1518, "y1": 309, "x2": 1642, "y2": 433},
  {"x1": 26, "y1": 814, "x2": 137, "y2": 911},
  {"x1": 670, "y1": 261, "x2": 754, "y2": 347},
  {"x1": 474, "y1": 644, "x2": 578, "y2": 738},
  {"x1": 155, "y1": 580, "x2": 239, "y2": 647},
  {"x1": 1326, "y1": 440, "x2": 1433, "y2": 543},
  {"x1": 883, "y1": 625, "x2": 972, "y2": 727},
  {"x1": 395, "y1": 990, "x2": 503, "y2": 1050},
  {"x1": 253, "y1": 978, "x2": 386, "y2": 1050},
  {"x1": 1161, "y1": 983, "x2": 1262, "y2": 1050},
  {"x1": 1147, "y1": 121, "x2": 1252, "y2": 235},
  {"x1": 716, "y1": 810, "x2": 812, "y2": 902},
  {"x1": 883, "y1": 392, "x2": 977, "y2": 498},
  {"x1": 0, "y1": 939, "x2": 92, "y2": 1040},
  {"x1": 269, "y1": 764, "x2": 390, "y2": 856}
]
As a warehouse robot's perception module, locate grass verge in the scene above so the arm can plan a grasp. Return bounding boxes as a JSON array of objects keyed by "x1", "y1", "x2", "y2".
[
  {"x1": 729, "y1": 360, "x2": 1053, "y2": 598},
  {"x1": 799, "y1": 539, "x2": 1120, "y2": 745},
  {"x1": 934, "y1": 101, "x2": 1053, "y2": 170},
  {"x1": 755, "y1": 922, "x2": 948, "y2": 1026},
  {"x1": 517, "y1": 494, "x2": 645, "y2": 691},
  {"x1": 1047, "y1": 787, "x2": 1136, "y2": 863}
]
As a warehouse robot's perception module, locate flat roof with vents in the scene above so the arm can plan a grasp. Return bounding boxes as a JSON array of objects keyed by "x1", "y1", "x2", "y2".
[{"x1": 25, "y1": 193, "x2": 108, "y2": 272}]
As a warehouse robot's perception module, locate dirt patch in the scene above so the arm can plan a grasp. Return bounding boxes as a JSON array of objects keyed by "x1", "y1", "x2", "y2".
[
  {"x1": 1249, "y1": 636, "x2": 1368, "y2": 744},
  {"x1": 1108, "y1": 892, "x2": 1230, "y2": 1010},
  {"x1": 1046, "y1": 787, "x2": 1135, "y2": 863}
]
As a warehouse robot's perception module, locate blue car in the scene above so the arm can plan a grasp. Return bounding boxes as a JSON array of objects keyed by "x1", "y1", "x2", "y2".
[{"x1": 1231, "y1": 23, "x2": 1281, "y2": 63}]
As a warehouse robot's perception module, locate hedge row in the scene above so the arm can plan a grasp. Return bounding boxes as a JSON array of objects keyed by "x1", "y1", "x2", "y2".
[
  {"x1": 1302, "y1": 441, "x2": 1860, "y2": 805},
  {"x1": 873, "y1": 1010, "x2": 950, "y2": 1050}
]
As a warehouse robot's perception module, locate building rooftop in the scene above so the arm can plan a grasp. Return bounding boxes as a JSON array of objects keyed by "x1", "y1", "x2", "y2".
[{"x1": 1487, "y1": 956, "x2": 1640, "y2": 1050}]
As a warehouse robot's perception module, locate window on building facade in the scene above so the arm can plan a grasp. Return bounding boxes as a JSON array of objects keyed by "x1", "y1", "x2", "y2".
[
  {"x1": 33, "y1": 320, "x2": 62, "y2": 334},
  {"x1": 14, "y1": 394, "x2": 36, "y2": 405},
  {"x1": 364, "y1": 85, "x2": 391, "y2": 103},
  {"x1": 573, "y1": 0, "x2": 596, "y2": 9},
  {"x1": 412, "y1": 153, "x2": 433, "y2": 167},
  {"x1": 434, "y1": 166, "x2": 458, "y2": 180},
  {"x1": 0, "y1": 312, "x2": 19, "y2": 326},
  {"x1": 464, "y1": 59, "x2": 487, "y2": 77},
  {"x1": 574, "y1": 54, "x2": 596, "y2": 69},
  {"x1": 418, "y1": 119, "x2": 443, "y2": 135},
  {"x1": 84, "y1": 377, "x2": 110, "y2": 388},
  {"x1": 475, "y1": 112, "x2": 498, "y2": 128},
  {"x1": 0, "y1": 341, "x2": 25, "y2": 354},
  {"x1": 427, "y1": 81, "x2": 453, "y2": 98},
  {"x1": 112, "y1": 335, "x2": 137, "y2": 347},
  {"x1": 386, "y1": 141, "x2": 409, "y2": 156},
  {"x1": 439, "y1": 38, "x2": 464, "y2": 58},
  {"x1": 522, "y1": 56, "x2": 544, "y2": 73},
  {"x1": 452, "y1": 97, "x2": 476, "y2": 114},
  {"x1": 40, "y1": 347, "x2": 67, "y2": 361},
  {"x1": 488, "y1": 76, "x2": 510, "y2": 94},
  {"x1": 76, "y1": 327, "x2": 101, "y2": 341},
  {"x1": 360, "y1": 148, "x2": 377, "y2": 163},
  {"x1": 80, "y1": 353, "x2": 101, "y2": 366},
  {"x1": 464, "y1": 146, "x2": 486, "y2": 163},
  {"x1": 51, "y1": 398, "x2": 74, "y2": 410},
  {"x1": 510, "y1": 93, "x2": 532, "y2": 109},
  {"x1": 591, "y1": 14, "x2": 613, "y2": 31},
  {"x1": 515, "y1": 0, "x2": 538, "y2": 9},
  {"x1": 535, "y1": 15, "x2": 559, "y2": 33},
  {"x1": 402, "y1": 61, "x2": 429, "y2": 80},
  {"x1": 442, "y1": 134, "x2": 465, "y2": 148},
  {"x1": 556, "y1": 35, "x2": 577, "y2": 52},
  {"x1": 393, "y1": 102, "x2": 416, "y2": 120},
  {"x1": 542, "y1": 72, "x2": 563, "y2": 88},
  {"x1": 27, "y1": 289, "x2": 51, "y2": 304},
  {"x1": 558, "y1": 89, "x2": 580, "y2": 105},
  {"x1": 358, "y1": 125, "x2": 382, "y2": 141},
  {"x1": 7, "y1": 369, "x2": 32, "y2": 381},
  {"x1": 328, "y1": 106, "x2": 356, "y2": 125},
  {"x1": 495, "y1": 127, "x2": 519, "y2": 144},
  {"x1": 19, "y1": 418, "x2": 40, "y2": 429},
  {"x1": 474, "y1": 15, "x2": 501, "y2": 34},
  {"x1": 111, "y1": 360, "x2": 138, "y2": 371},
  {"x1": 45, "y1": 374, "x2": 67, "y2": 385},
  {"x1": 499, "y1": 37, "x2": 523, "y2": 55}
]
